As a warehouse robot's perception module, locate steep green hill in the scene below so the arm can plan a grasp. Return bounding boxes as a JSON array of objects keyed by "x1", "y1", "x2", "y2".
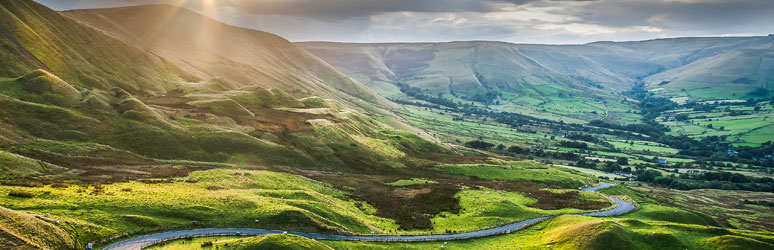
[
  {"x1": 65, "y1": 5, "x2": 398, "y2": 113},
  {"x1": 0, "y1": 0, "x2": 192, "y2": 94},
  {"x1": 0, "y1": 206, "x2": 75, "y2": 250},
  {"x1": 0, "y1": 0, "x2": 446, "y2": 182},
  {"x1": 645, "y1": 42, "x2": 774, "y2": 100}
]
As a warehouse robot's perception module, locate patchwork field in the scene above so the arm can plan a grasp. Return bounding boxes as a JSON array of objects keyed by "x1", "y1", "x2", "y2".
[{"x1": 659, "y1": 100, "x2": 774, "y2": 146}]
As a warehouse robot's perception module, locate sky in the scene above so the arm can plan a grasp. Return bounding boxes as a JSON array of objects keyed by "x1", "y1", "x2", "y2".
[{"x1": 37, "y1": 0, "x2": 774, "y2": 44}]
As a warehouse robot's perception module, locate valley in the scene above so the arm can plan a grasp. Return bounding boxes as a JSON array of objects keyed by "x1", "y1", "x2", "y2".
[{"x1": 0, "y1": 0, "x2": 773, "y2": 250}]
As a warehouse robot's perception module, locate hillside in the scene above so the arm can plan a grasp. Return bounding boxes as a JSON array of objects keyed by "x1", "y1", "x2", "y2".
[
  {"x1": 64, "y1": 5, "x2": 398, "y2": 113},
  {"x1": 0, "y1": 0, "x2": 192, "y2": 95},
  {"x1": 297, "y1": 41, "x2": 632, "y2": 98},
  {"x1": 0, "y1": 206, "x2": 75, "y2": 250},
  {"x1": 0, "y1": 0, "x2": 445, "y2": 174},
  {"x1": 644, "y1": 39, "x2": 774, "y2": 100},
  {"x1": 298, "y1": 36, "x2": 774, "y2": 120}
]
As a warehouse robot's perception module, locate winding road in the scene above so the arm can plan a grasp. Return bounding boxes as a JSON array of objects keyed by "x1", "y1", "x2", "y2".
[{"x1": 101, "y1": 182, "x2": 636, "y2": 250}]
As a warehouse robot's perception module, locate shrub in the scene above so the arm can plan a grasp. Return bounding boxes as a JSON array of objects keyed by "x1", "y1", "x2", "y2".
[
  {"x1": 465, "y1": 140, "x2": 494, "y2": 149},
  {"x1": 8, "y1": 191, "x2": 34, "y2": 198}
]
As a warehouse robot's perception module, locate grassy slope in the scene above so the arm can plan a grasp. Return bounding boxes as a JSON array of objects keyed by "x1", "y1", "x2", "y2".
[
  {"x1": 0, "y1": 206, "x2": 75, "y2": 250},
  {"x1": 147, "y1": 234, "x2": 334, "y2": 250},
  {"x1": 427, "y1": 187, "x2": 609, "y2": 233},
  {"x1": 297, "y1": 42, "x2": 633, "y2": 95},
  {"x1": 386, "y1": 178, "x2": 437, "y2": 186},
  {"x1": 323, "y1": 186, "x2": 774, "y2": 249},
  {"x1": 64, "y1": 5, "x2": 398, "y2": 114},
  {"x1": 299, "y1": 37, "x2": 774, "y2": 127},
  {"x1": 324, "y1": 214, "x2": 774, "y2": 250},
  {"x1": 434, "y1": 161, "x2": 595, "y2": 188},
  {"x1": 140, "y1": 215, "x2": 774, "y2": 250},
  {"x1": 0, "y1": 150, "x2": 64, "y2": 180},
  {"x1": 211, "y1": 234, "x2": 334, "y2": 250},
  {"x1": 645, "y1": 41, "x2": 774, "y2": 100},
  {"x1": 297, "y1": 42, "x2": 639, "y2": 124},
  {"x1": 0, "y1": 0, "x2": 191, "y2": 94},
  {"x1": 0, "y1": 169, "x2": 402, "y2": 247}
]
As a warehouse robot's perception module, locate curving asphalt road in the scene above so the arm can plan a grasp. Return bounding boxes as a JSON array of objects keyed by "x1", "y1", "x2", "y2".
[{"x1": 101, "y1": 182, "x2": 636, "y2": 250}]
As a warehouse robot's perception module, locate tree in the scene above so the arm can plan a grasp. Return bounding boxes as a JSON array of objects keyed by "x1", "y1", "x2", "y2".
[
  {"x1": 465, "y1": 140, "x2": 495, "y2": 149},
  {"x1": 616, "y1": 157, "x2": 629, "y2": 165},
  {"x1": 748, "y1": 88, "x2": 769, "y2": 97},
  {"x1": 604, "y1": 162, "x2": 622, "y2": 172}
]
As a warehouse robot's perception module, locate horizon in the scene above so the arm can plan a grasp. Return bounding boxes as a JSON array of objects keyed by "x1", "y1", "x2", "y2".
[{"x1": 36, "y1": 0, "x2": 774, "y2": 45}]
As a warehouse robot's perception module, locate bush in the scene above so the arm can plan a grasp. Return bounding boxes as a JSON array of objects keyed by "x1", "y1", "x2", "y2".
[
  {"x1": 201, "y1": 241, "x2": 213, "y2": 247},
  {"x1": 465, "y1": 140, "x2": 494, "y2": 149},
  {"x1": 559, "y1": 141, "x2": 588, "y2": 149},
  {"x1": 8, "y1": 191, "x2": 34, "y2": 198}
]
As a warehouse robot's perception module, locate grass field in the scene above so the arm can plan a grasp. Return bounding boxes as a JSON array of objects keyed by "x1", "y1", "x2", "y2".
[
  {"x1": 397, "y1": 106, "x2": 551, "y2": 147},
  {"x1": 553, "y1": 165, "x2": 621, "y2": 181},
  {"x1": 433, "y1": 162, "x2": 596, "y2": 188},
  {"x1": 322, "y1": 215, "x2": 774, "y2": 250},
  {"x1": 385, "y1": 178, "x2": 438, "y2": 186},
  {"x1": 149, "y1": 215, "x2": 774, "y2": 250},
  {"x1": 147, "y1": 234, "x2": 333, "y2": 250},
  {"x1": 426, "y1": 187, "x2": 610, "y2": 233},
  {"x1": 659, "y1": 100, "x2": 774, "y2": 146},
  {"x1": 640, "y1": 187, "x2": 774, "y2": 232},
  {"x1": 0, "y1": 169, "x2": 404, "y2": 247},
  {"x1": 608, "y1": 140, "x2": 678, "y2": 154}
]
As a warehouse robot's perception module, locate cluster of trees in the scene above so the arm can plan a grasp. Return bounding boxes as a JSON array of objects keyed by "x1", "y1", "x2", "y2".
[
  {"x1": 463, "y1": 140, "x2": 581, "y2": 161},
  {"x1": 588, "y1": 120, "x2": 666, "y2": 138},
  {"x1": 681, "y1": 171, "x2": 773, "y2": 184},
  {"x1": 684, "y1": 95, "x2": 774, "y2": 111},
  {"x1": 466, "y1": 91, "x2": 501, "y2": 104},
  {"x1": 389, "y1": 98, "x2": 443, "y2": 109},
  {"x1": 559, "y1": 141, "x2": 588, "y2": 149},
  {"x1": 573, "y1": 159, "x2": 631, "y2": 173},
  {"x1": 464, "y1": 140, "x2": 495, "y2": 149},
  {"x1": 628, "y1": 165, "x2": 774, "y2": 192},
  {"x1": 396, "y1": 83, "x2": 461, "y2": 109},
  {"x1": 566, "y1": 133, "x2": 601, "y2": 143}
]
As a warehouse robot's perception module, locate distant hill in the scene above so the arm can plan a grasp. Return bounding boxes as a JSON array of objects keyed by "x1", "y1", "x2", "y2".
[
  {"x1": 297, "y1": 41, "x2": 634, "y2": 101},
  {"x1": 644, "y1": 38, "x2": 774, "y2": 99},
  {"x1": 298, "y1": 36, "x2": 774, "y2": 105}
]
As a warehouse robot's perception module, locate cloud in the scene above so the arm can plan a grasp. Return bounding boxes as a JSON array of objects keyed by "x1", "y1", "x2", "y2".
[
  {"x1": 218, "y1": 0, "x2": 591, "y2": 21},
  {"x1": 35, "y1": 0, "x2": 774, "y2": 44},
  {"x1": 548, "y1": 0, "x2": 774, "y2": 32}
]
